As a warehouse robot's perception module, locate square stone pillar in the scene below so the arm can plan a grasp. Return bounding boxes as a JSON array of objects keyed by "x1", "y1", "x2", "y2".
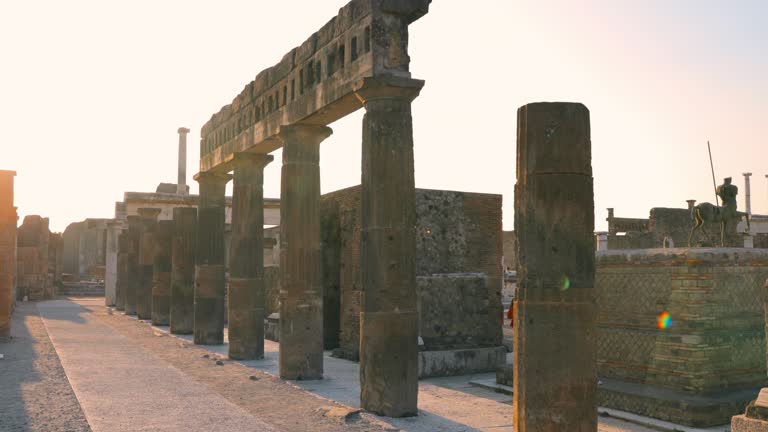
[
  {"x1": 513, "y1": 102, "x2": 597, "y2": 431},
  {"x1": 136, "y1": 208, "x2": 161, "y2": 320},
  {"x1": 355, "y1": 77, "x2": 424, "y2": 417},
  {"x1": 229, "y1": 153, "x2": 274, "y2": 360},
  {"x1": 0, "y1": 170, "x2": 16, "y2": 338},
  {"x1": 151, "y1": 220, "x2": 173, "y2": 325},
  {"x1": 170, "y1": 207, "x2": 197, "y2": 334},
  {"x1": 115, "y1": 229, "x2": 129, "y2": 311},
  {"x1": 193, "y1": 172, "x2": 231, "y2": 345},
  {"x1": 123, "y1": 216, "x2": 141, "y2": 315},
  {"x1": 105, "y1": 220, "x2": 123, "y2": 307},
  {"x1": 278, "y1": 124, "x2": 332, "y2": 380}
]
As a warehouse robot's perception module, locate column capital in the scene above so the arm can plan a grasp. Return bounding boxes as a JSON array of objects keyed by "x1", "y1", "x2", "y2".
[
  {"x1": 193, "y1": 171, "x2": 233, "y2": 185},
  {"x1": 227, "y1": 152, "x2": 274, "y2": 169},
  {"x1": 276, "y1": 124, "x2": 333, "y2": 146},
  {"x1": 353, "y1": 76, "x2": 424, "y2": 105},
  {"x1": 178, "y1": 127, "x2": 190, "y2": 134}
]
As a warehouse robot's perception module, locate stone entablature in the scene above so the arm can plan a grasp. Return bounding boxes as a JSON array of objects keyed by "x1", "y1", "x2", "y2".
[
  {"x1": 199, "y1": 0, "x2": 429, "y2": 173},
  {"x1": 122, "y1": 192, "x2": 281, "y2": 226},
  {"x1": 596, "y1": 248, "x2": 768, "y2": 427}
]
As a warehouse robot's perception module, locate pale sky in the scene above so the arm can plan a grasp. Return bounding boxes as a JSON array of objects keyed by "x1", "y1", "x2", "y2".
[{"x1": 1, "y1": 0, "x2": 766, "y2": 233}]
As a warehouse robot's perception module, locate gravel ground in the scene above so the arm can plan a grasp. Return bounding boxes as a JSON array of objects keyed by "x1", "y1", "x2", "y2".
[{"x1": 0, "y1": 302, "x2": 91, "y2": 432}]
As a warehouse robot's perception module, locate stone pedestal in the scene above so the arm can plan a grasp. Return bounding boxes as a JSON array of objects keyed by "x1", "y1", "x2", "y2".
[
  {"x1": 151, "y1": 220, "x2": 173, "y2": 326},
  {"x1": 194, "y1": 172, "x2": 231, "y2": 344},
  {"x1": 356, "y1": 79, "x2": 423, "y2": 417},
  {"x1": 123, "y1": 216, "x2": 141, "y2": 315},
  {"x1": 136, "y1": 208, "x2": 161, "y2": 320},
  {"x1": 229, "y1": 153, "x2": 273, "y2": 360},
  {"x1": 0, "y1": 170, "x2": 16, "y2": 338},
  {"x1": 170, "y1": 207, "x2": 197, "y2": 334},
  {"x1": 513, "y1": 102, "x2": 597, "y2": 431},
  {"x1": 278, "y1": 124, "x2": 331, "y2": 380},
  {"x1": 598, "y1": 249, "x2": 768, "y2": 427}
]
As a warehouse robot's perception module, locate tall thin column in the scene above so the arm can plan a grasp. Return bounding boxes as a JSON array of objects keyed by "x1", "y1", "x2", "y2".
[
  {"x1": 278, "y1": 124, "x2": 332, "y2": 380},
  {"x1": 743, "y1": 172, "x2": 752, "y2": 217},
  {"x1": 194, "y1": 172, "x2": 231, "y2": 344},
  {"x1": 123, "y1": 215, "x2": 141, "y2": 316},
  {"x1": 355, "y1": 78, "x2": 424, "y2": 417},
  {"x1": 152, "y1": 220, "x2": 173, "y2": 325},
  {"x1": 0, "y1": 170, "x2": 16, "y2": 338},
  {"x1": 116, "y1": 229, "x2": 128, "y2": 311},
  {"x1": 513, "y1": 102, "x2": 596, "y2": 431},
  {"x1": 171, "y1": 207, "x2": 197, "y2": 334},
  {"x1": 229, "y1": 153, "x2": 274, "y2": 360},
  {"x1": 178, "y1": 127, "x2": 190, "y2": 195},
  {"x1": 136, "y1": 208, "x2": 161, "y2": 320},
  {"x1": 105, "y1": 220, "x2": 122, "y2": 307}
]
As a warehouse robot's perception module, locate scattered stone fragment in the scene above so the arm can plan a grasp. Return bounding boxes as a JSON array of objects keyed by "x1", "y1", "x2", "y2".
[{"x1": 215, "y1": 360, "x2": 224, "y2": 366}]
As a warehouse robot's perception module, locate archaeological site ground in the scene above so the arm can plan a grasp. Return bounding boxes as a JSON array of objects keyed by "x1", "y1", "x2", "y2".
[{"x1": 2, "y1": 1, "x2": 768, "y2": 431}]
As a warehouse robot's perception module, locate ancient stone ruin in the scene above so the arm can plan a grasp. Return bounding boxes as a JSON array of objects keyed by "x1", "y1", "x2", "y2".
[{"x1": 0, "y1": 170, "x2": 17, "y2": 338}]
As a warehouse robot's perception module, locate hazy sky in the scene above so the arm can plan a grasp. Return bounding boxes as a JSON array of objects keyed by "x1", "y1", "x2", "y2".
[{"x1": 1, "y1": 0, "x2": 766, "y2": 232}]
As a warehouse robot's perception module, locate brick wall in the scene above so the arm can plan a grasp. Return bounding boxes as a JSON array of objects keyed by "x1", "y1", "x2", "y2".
[
  {"x1": 16, "y1": 216, "x2": 53, "y2": 301},
  {"x1": 595, "y1": 248, "x2": 768, "y2": 425}
]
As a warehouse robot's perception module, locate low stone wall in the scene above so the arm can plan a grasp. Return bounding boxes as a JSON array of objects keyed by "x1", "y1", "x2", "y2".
[{"x1": 596, "y1": 248, "x2": 768, "y2": 427}]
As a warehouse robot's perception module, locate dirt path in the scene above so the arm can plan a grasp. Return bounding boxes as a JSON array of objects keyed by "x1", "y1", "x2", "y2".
[{"x1": 0, "y1": 302, "x2": 91, "y2": 432}]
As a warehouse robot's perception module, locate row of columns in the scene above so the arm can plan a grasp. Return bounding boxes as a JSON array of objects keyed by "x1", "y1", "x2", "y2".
[{"x1": 111, "y1": 81, "x2": 423, "y2": 418}]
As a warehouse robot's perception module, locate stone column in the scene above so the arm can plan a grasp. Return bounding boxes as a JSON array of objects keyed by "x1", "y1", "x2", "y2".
[
  {"x1": 278, "y1": 124, "x2": 332, "y2": 380},
  {"x1": 0, "y1": 170, "x2": 16, "y2": 338},
  {"x1": 744, "y1": 172, "x2": 752, "y2": 217},
  {"x1": 151, "y1": 220, "x2": 173, "y2": 325},
  {"x1": 136, "y1": 208, "x2": 161, "y2": 320},
  {"x1": 229, "y1": 153, "x2": 274, "y2": 360},
  {"x1": 105, "y1": 220, "x2": 122, "y2": 307},
  {"x1": 170, "y1": 207, "x2": 197, "y2": 334},
  {"x1": 178, "y1": 127, "x2": 190, "y2": 195},
  {"x1": 123, "y1": 215, "x2": 141, "y2": 315},
  {"x1": 595, "y1": 232, "x2": 608, "y2": 251},
  {"x1": 513, "y1": 102, "x2": 596, "y2": 431},
  {"x1": 355, "y1": 78, "x2": 424, "y2": 417},
  {"x1": 194, "y1": 172, "x2": 231, "y2": 344},
  {"x1": 116, "y1": 229, "x2": 129, "y2": 311}
]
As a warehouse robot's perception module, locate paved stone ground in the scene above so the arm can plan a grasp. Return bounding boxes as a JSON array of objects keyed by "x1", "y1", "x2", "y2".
[
  {"x1": 0, "y1": 302, "x2": 91, "y2": 432},
  {"x1": 0, "y1": 298, "x2": 731, "y2": 432}
]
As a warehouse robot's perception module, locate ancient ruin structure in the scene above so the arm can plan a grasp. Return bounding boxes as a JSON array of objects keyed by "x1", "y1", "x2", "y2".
[
  {"x1": 16, "y1": 215, "x2": 62, "y2": 301},
  {"x1": 319, "y1": 186, "x2": 504, "y2": 377},
  {"x1": 0, "y1": 170, "x2": 17, "y2": 338},
  {"x1": 513, "y1": 102, "x2": 597, "y2": 430},
  {"x1": 597, "y1": 249, "x2": 768, "y2": 426},
  {"x1": 151, "y1": 220, "x2": 173, "y2": 326},
  {"x1": 62, "y1": 219, "x2": 108, "y2": 282},
  {"x1": 136, "y1": 208, "x2": 161, "y2": 320},
  {"x1": 196, "y1": 0, "x2": 430, "y2": 416},
  {"x1": 170, "y1": 207, "x2": 196, "y2": 334}
]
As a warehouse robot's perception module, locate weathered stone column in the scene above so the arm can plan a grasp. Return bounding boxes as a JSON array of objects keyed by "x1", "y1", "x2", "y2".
[
  {"x1": 151, "y1": 220, "x2": 173, "y2": 325},
  {"x1": 170, "y1": 207, "x2": 197, "y2": 334},
  {"x1": 0, "y1": 170, "x2": 17, "y2": 338},
  {"x1": 229, "y1": 153, "x2": 273, "y2": 360},
  {"x1": 123, "y1": 215, "x2": 141, "y2": 315},
  {"x1": 105, "y1": 220, "x2": 122, "y2": 307},
  {"x1": 355, "y1": 78, "x2": 424, "y2": 417},
  {"x1": 115, "y1": 229, "x2": 129, "y2": 311},
  {"x1": 278, "y1": 124, "x2": 332, "y2": 380},
  {"x1": 136, "y1": 208, "x2": 161, "y2": 320},
  {"x1": 194, "y1": 172, "x2": 231, "y2": 344},
  {"x1": 513, "y1": 102, "x2": 596, "y2": 431}
]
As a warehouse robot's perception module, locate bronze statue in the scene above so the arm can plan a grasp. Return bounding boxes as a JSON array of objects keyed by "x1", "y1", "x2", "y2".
[{"x1": 689, "y1": 177, "x2": 750, "y2": 247}]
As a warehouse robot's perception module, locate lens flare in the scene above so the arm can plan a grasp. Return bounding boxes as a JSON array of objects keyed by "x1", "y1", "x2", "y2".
[
  {"x1": 657, "y1": 311, "x2": 672, "y2": 329},
  {"x1": 559, "y1": 276, "x2": 571, "y2": 291}
]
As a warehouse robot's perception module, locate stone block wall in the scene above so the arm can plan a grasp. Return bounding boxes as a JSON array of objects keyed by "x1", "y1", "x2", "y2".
[
  {"x1": 321, "y1": 186, "x2": 503, "y2": 360},
  {"x1": 16, "y1": 215, "x2": 53, "y2": 301},
  {"x1": 596, "y1": 248, "x2": 768, "y2": 426}
]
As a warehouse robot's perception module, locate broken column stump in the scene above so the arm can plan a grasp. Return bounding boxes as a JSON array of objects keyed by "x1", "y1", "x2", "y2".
[
  {"x1": 356, "y1": 78, "x2": 424, "y2": 417},
  {"x1": 170, "y1": 207, "x2": 197, "y2": 334},
  {"x1": 151, "y1": 220, "x2": 173, "y2": 326},
  {"x1": 194, "y1": 172, "x2": 231, "y2": 344},
  {"x1": 513, "y1": 102, "x2": 597, "y2": 431},
  {"x1": 278, "y1": 124, "x2": 332, "y2": 380},
  {"x1": 136, "y1": 208, "x2": 161, "y2": 320},
  {"x1": 229, "y1": 153, "x2": 273, "y2": 360}
]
